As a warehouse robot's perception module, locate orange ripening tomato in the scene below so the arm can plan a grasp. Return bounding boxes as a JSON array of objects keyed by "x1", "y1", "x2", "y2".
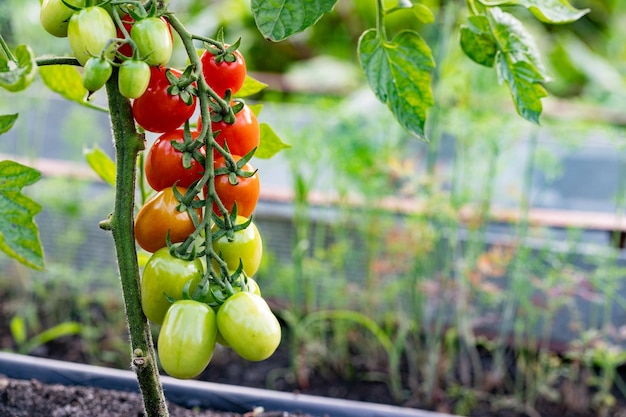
[{"x1": 134, "y1": 186, "x2": 201, "y2": 253}]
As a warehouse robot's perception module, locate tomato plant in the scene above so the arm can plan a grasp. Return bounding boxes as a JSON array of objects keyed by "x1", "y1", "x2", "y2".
[
  {"x1": 213, "y1": 155, "x2": 259, "y2": 218},
  {"x1": 200, "y1": 46, "x2": 247, "y2": 97},
  {"x1": 212, "y1": 215, "x2": 263, "y2": 277},
  {"x1": 216, "y1": 292, "x2": 280, "y2": 361},
  {"x1": 1, "y1": 0, "x2": 588, "y2": 415},
  {"x1": 134, "y1": 186, "x2": 202, "y2": 253},
  {"x1": 141, "y1": 247, "x2": 204, "y2": 325},
  {"x1": 118, "y1": 59, "x2": 151, "y2": 99},
  {"x1": 67, "y1": 6, "x2": 116, "y2": 66},
  {"x1": 131, "y1": 17, "x2": 173, "y2": 66},
  {"x1": 144, "y1": 129, "x2": 205, "y2": 191},
  {"x1": 133, "y1": 66, "x2": 197, "y2": 133},
  {"x1": 158, "y1": 300, "x2": 217, "y2": 379}
]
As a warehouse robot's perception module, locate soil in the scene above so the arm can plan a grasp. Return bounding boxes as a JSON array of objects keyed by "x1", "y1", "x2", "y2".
[{"x1": 0, "y1": 376, "x2": 313, "y2": 417}]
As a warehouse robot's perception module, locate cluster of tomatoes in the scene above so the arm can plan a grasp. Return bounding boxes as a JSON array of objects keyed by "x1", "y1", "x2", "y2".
[{"x1": 40, "y1": 0, "x2": 280, "y2": 379}]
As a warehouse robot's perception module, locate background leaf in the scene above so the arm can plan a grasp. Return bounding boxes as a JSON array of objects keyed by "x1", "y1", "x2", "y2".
[
  {"x1": 0, "y1": 160, "x2": 44, "y2": 270},
  {"x1": 518, "y1": 0, "x2": 590, "y2": 24},
  {"x1": 251, "y1": 0, "x2": 338, "y2": 41},
  {"x1": 255, "y1": 123, "x2": 291, "y2": 159},
  {"x1": 0, "y1": 113, "x2": 18, "y2": 135},
  {"x1": 358, "y1": 29, "x2": 435, "y2": 140},
  {"x1": 84, "y1": 146, "x2": 116, "y2": 186},
  {"x1": 39, "y1": 65, "x2": 107, "y2": 112},
  {"x1": 488, "y1": 8, "x2": 549, "y2": 124},
  {"x1": 460, "y1": 16, "x2": 497, "y2": 67},
  {"x1": 236, "y1": 75, "x2": 268, "y2": 98},
  {"x1": 0, "y1": 44, "x2": 37, "y2": 92}
]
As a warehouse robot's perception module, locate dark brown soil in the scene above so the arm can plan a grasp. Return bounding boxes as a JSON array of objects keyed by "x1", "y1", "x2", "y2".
[{"x1": 0, "y1": 376, "x2": 314, "y2": 417}]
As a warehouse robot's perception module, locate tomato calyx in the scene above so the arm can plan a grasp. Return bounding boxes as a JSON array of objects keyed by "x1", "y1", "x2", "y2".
[
  {"x1": 169, "y1": 123, "x2": 207, "y2": 170},
  {"x1": 214, "y1": 148, "x2": 257, "y2": 185},
  {"x1": 203, "y1": 29, "x2": 242, "y2": 65},
  {"x1": 166, "y1": 66, "x2": 197, "y2": 106},
  {"x1": 211, "y1": 208, "x2": 252, "y2": 242}
]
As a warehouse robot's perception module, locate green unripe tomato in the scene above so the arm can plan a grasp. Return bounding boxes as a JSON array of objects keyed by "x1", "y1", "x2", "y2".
[
  {"x1": 68, "y1": 6, "x2": 116, "y2": 65},
  {"x1": 212, "y1": 216, "x2": 263, "y2": 277},
  {"x1": 131, "y1": 17, "x2": 173, "y2": 66},
  {"x1": 118, "y1": 59, "x2": 151, "y2": 99},
  {"x1": 158, "y1": 300, "x2": 217, "y2": 379},
  {"x1": 217, "y1": 292, "x2": 281, "y2": 361},
  {"x1": 82, "y1": 56, "x2": 112, "y2": 93},
  {"x1": 40, "y1": 0, "x2": 86, "y2": 38},
  {"x1": 141, "y1": 247, "x2": 204, "y2": 325}
]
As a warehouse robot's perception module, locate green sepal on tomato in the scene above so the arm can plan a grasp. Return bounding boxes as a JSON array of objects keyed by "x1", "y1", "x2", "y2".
[
  {"x1": 144, "y1": 129, "x2": 205, "y2": 191},
  {"x1": 211, "y1": 215, "x2": 262, "y2": 277},
  {"x1": 118, "y1": 59, "x2": 151, "y2": 99},
  {"x1": 158, "y1": 300, "x2": 217, "y2": 379},
  {"x1": 68, "y1": 6, "x2": 116, "y2": 66},
  {"x1": 141, "y1": 247, "x2": 204, "y2": 325},
  {"x1": 133, "y1": 66, "x2": 197, "y2": 133},
  {"x1": 216, "y1": 292, "x2": 280, "y2": 361},
  {"x1": 134, "y1": 186, "x2": 202, "y2": 253}
]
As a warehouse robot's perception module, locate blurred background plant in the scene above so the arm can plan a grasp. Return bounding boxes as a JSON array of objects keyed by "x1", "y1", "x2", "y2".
[{"x1": 2, "y1": 0, "x2": 626, "y2": 415}]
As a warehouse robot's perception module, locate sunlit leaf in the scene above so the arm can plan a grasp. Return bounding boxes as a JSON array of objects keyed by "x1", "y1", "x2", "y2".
[
  {"x1": 460, "y1": 16, "x2": 497, "y2": 67},
  {"x1": 251, "y1": 0, "x2": 338, "y2": 41},
  {"x1": 358, "y1": 29, "x2": 435, "y2": 140},
  {"x1": 39, "y1": 64, "x2": 107, "y2": 112},
  {"x1": 517, "y1": 0, "x2": 589, "y2": 24},
  {"x1": 0, "y1": 45, "x2": 37, "y2": 92},
  {"x1": 496, "y1": 53, "x2": 547, "y2": 124},
  {"x1": 236, "y1": 75, "x2": 268, "y2": 98},
  {"x1": 256, "y1": 123, "x2": 290, "y2": 159},
  {"x1": 0, "y1": 113, "x2": 18, "y2": 135},
  {"x1": 0, "y1": 160, "x2": 44, "y2": 270},
  {"x1": 84, "y1": 146, "x2": 116, "y2": 186}
]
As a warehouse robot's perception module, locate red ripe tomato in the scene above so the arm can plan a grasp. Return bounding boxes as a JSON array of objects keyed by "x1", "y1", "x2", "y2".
[
  {"x1": 145, "y1": 130, "x2": 206, "y2": 191},
  {"x1": 134, "y1": 186, "x2": 202, "y2": 253},
  {"x1": 213, "y1": 155, "x2": 259, "y2": 218},
  {"x1": 133, "y1": 66, "x2": 197, "y2": 133},
  {"x1": 200, "y1": 47, "x2": 246, "y2": 97},
  {"x1": 198, "y1": 103, "x2": 259, "y2": 159}
]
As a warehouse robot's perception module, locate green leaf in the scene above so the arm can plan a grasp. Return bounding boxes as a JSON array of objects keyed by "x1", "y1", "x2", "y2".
[
  {"x1": 488, "y1": 8, "x2": 549, "y2": 124},
  {"x1": 0, "y1": 45, "x2": 37, "y2": 92},
  {"x1": 411, "y1": 3, "x2": 435, "y2": 24},
  {"x1": 0, "y1": 160, "x2": 44, "y2": 270},
  {"x1": 236, "y1": 75, "x2": 268, "y2": 98},
  {"x1": 256, "y1": 123, "x2": 291, "y2": 159},
  {"x1": 358, "y1": 29, "x2": 435, "y2": 140},
  {"x1": 20, "y1": 322, "x2": 82, "y2": 354},
  {"x1": 489, "y1": 8, "x2": 547, "y2": 76},
  {"x1": 517, "y1": 0, "x2": 589, "y2": 24},
  {"x1": 496, "y1": 53, "x2": 547, "y2": 124},
  {"x1": 251, "y1": 0, "x2": 338, "y2": 41},
  {"x1": 39, "y1": 64, "x2": 86, "y2": 102},
  {"x1": 39, "y1": 65, "x2": 107, "y2": 112},
  {"x1": 247, "y1": 103, "x2": 263, "y2": 117},
  {"x1": 460, "y1": 16, "x2": 497, "y2": 67},
  {"x1": 9, "y1": 316, "x2": 26, "y2": 346},
  {"x1": 84, "y1": 146, "x2": 116, "y2": 186},
  {"x1": 0, "y1": 113, "x2": 18, "y2": 135}
]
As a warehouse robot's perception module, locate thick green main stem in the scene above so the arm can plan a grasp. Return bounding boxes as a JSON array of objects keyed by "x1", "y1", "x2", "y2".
[{"x1": 104, "y1": 68, "x2": 169, "y2": 417}]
